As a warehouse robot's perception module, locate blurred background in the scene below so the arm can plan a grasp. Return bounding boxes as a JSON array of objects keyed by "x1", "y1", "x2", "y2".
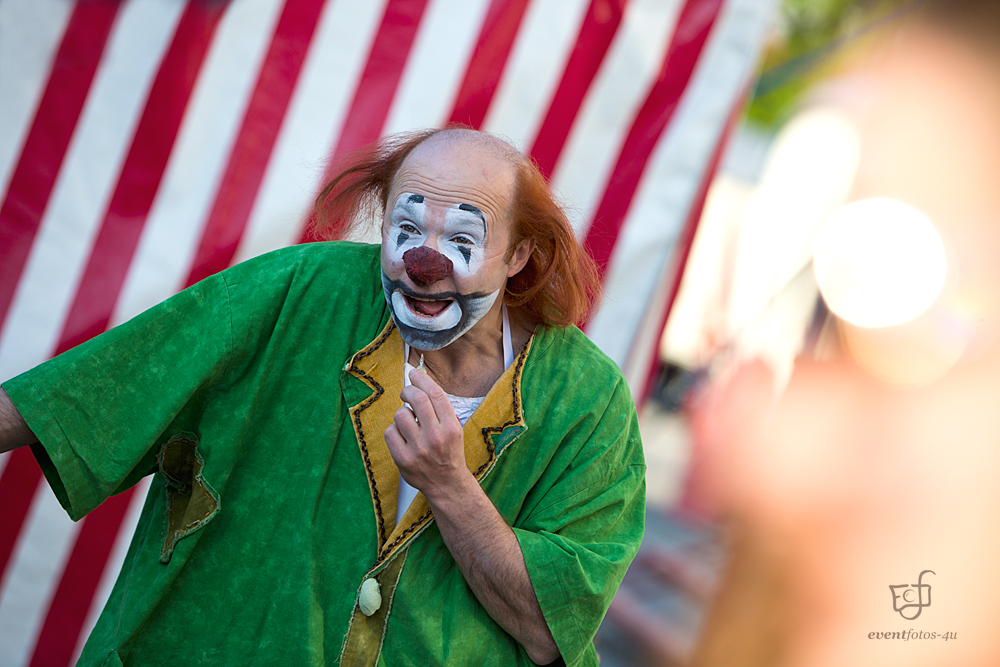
[
  {"x1": 3, "y1": 0, "x2": 1000, "y2": 665},
  {"x1": 601, "y1": 1, "x2": 1000, "y2": 665}
]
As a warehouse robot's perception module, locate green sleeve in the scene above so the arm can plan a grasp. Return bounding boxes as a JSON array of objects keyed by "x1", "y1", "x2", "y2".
[
  {"x1": 1, "y1": 272, "x2": 235, "y2": 521},
  {"x1": 513, "y1": 379, "x2": 646, "y2": 667}
]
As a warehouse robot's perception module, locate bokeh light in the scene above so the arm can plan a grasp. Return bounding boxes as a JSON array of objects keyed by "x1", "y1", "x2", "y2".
[{"x1": 812, "y1": 197, "x2": 947, "y2": 328}]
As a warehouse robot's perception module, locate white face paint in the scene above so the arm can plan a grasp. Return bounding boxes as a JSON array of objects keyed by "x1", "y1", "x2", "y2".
[
  {"x1": 381, "y1": 191, "x2": 505, "y2": 350},
  {"x1": 383, "y1": 276, "x2": 501, "y2": 350},
  {"x1": 384, "y1": 193, "x2": 488, "y2": 276},
  {"x1": 378, "y1": 132, "x2": 525, "y2": 352}
]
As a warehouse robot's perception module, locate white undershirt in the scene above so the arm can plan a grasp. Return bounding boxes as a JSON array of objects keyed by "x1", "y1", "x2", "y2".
[{"x1": 397, "y1": 305, "x2": 514, "y2": 523}]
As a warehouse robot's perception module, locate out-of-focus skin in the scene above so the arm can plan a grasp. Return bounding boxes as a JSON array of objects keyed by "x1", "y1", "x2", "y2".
[
  {"x1": 691, "y1": 357, "x2": 1000, "y2": 667},
  {"x1": 684, "y1": 10, "x2": 1000, "y2": 667},
  {"x1": 0, "y1": 387, "x2": 37, "y2": 454}
]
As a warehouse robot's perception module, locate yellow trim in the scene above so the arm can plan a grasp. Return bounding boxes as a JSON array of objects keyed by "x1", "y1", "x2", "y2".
[
  {"x1": 379, "y1": 334, "x2": 531, "y2": 561},
  {"x1": 338, "y1": 548, "x2": 408, "y2": 667},
  {"x1": 342, "y1": 322, "x2": 533, "y2": 666},
  {"x1": 345, "y1": 321, "x2": 403, "y2": 549},
  {"x1": 345, "y1": 321, "x2": 532, "y2": 561}
]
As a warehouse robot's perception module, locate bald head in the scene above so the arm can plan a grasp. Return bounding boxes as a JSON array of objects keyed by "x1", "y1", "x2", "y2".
[
  {"x1": 415, "y1": 128, "x2": 525, "y2": 169},
  {"x1": 395, "y1": 130, "x2": 523, "y2": 217},
  {"x1": 389, "y1": 130, "x2": 522, "y2": 240}
]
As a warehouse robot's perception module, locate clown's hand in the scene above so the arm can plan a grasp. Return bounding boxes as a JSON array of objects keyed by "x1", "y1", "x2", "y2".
[{"x1": 385, "y1": 368, "x2": 468, "y2": 494}]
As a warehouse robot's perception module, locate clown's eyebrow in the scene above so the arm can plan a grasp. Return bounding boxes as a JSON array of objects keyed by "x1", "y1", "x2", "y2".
[
  {"x1": 392, "y1": 196, "x2": 425, "y2": 223},
  {"x1": 457, "y1": 203, "x2": 487, "y2": 235}
]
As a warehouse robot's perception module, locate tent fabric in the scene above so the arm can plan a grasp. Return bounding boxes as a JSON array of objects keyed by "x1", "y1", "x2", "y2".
[{"x1": 0, "y1": 0, "x2": 775, "y2": 664}]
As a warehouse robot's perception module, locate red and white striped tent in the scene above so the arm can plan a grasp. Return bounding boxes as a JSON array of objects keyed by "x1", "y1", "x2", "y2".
[{"x1": 0, "y1": 0, "x2": 774, "y2": 663}]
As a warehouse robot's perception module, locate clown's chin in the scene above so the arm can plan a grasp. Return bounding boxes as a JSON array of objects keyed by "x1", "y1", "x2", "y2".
[
  {"x1": 381, "y1": 274, "x2": 501, "y2": 352},
  {"x1": 394, "y1": 323, "x2": 461, "y2": 351}
]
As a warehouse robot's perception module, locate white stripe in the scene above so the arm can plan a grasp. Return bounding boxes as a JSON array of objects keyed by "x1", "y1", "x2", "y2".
[
  {"x1": 621, "y1": 251, "x2": 684, "y2": 395},
  {"x1": 588, "y1": 0, "x2": 777, "y2": 390},
  {"x1": 621, "y1": 0, "x2": 779, "y2": 391},
  {"x1": 548, "y1": 0, "x2": 685, "y2": 235},
  {"x1": 0, "y1": 484, "x2": 79, "y2": 667},
  {"x1": 382, "y1": 0, "x2": 492, "y2": 134},
  {"x1": 482, "y1": 0, "x2": 591, "y2": 152},
  {"x1": 0, "y1": 0, "x2": 73, "y2": 200},
  {"x1": 112, "y1": 0, "x2": 285, "y2": 326},
  {"x1": 71, "y1": 477, "x2": 152, "y2": 665},
  {"x1": 590, "y1": 0, "x2": 740, "y2": 376},
  {"x1": 0, "y1": 0, "x2": 185, "y2": 383},
  {"x1": 234, "y1": 0, "x2": 390, "y2": 261}
]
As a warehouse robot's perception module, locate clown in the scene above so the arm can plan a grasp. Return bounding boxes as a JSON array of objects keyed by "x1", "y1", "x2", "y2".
[
  {"x1": 0, "y1": 128, "x2": 645, "y2": 667},
  {"x1": 378, "y1": 131, "x2": 533, "y2": 358}
]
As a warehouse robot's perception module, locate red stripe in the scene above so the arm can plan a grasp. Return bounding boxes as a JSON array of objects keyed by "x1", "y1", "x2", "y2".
[
  {"x1": 0, "y1": 449, "x2": 44, "y2": 582},
  {"x1": 583, "y1": 0, "x2": 725, "y2": 280},
  {"x1": 528, "y1": 0, "x2": 629, "y2": 180},
  {"x1": 299, "y1": 0, "x2": 431, "y2": 243},
  {"x1": 637, "y1": 87, "x2": 746, "y2": 405},
  {"x1": 185, "y1": 0, "x2": 327, "y2": 286},
  {"x1": 27, "y1": 488, "x2": 136, "y2": 667},
  {"x1": 447, "y1": 0, "x2": 532, "y2": 129},
  {"x1": 327, "y1": 0, "x2": 430, "y2": 157},
  {"x1": 25, "y1": 4, "x2": 230, "y2": 660},
  {"x1": 0, "y1": 1, "x2": 121, "y2": 332},
  {"x1": 54, "y1": 1, "x2": 229, "y2": 355}
]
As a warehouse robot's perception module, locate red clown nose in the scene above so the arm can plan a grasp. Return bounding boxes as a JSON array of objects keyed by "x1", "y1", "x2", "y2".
[{"x1": 403, "y1": 246, "x2": 454, "y2": 286}]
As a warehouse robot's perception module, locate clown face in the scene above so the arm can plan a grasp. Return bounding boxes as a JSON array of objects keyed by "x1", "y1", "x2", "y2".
[{"x1": 380, "y1": 134, "x2": 522, "y2": 351}]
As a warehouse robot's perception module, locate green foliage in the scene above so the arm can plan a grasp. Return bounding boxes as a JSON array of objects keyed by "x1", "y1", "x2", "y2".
[
  {"x1": 747, "y1": 0, "x2": 902, "y2": 128},
  {"x1": 781, "y1": 0, "x2": 857, "y2": 51}
]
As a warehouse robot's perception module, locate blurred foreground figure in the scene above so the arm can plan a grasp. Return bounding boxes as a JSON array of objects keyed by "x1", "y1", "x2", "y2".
[{"x1": 687, "y1": 1, "x2": 1000, "y2": 666}]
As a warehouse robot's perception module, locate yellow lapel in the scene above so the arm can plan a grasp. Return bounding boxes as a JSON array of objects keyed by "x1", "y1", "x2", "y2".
[
  {"x1": 343, "y1": 320, "x2": 532, "y2": 565},
  {"x1": 344, "y1": 321, "x2": 404, "y2": 550}
]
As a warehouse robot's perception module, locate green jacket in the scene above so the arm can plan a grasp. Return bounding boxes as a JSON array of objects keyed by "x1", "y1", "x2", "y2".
[{"x1": 4, "y1": 242, "x2": 645, "y2": 666}]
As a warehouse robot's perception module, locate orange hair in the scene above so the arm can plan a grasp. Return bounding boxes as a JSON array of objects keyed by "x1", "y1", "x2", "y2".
[
  {"x1": 312, "y1": 129, "x2": 440, "y2": 241},
  {"x1": 503, "y1": 157, "x2": 601, "y2": 328},
  {"x1": 312, "y1": 128, "x2": 601, "y2": 329}
]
